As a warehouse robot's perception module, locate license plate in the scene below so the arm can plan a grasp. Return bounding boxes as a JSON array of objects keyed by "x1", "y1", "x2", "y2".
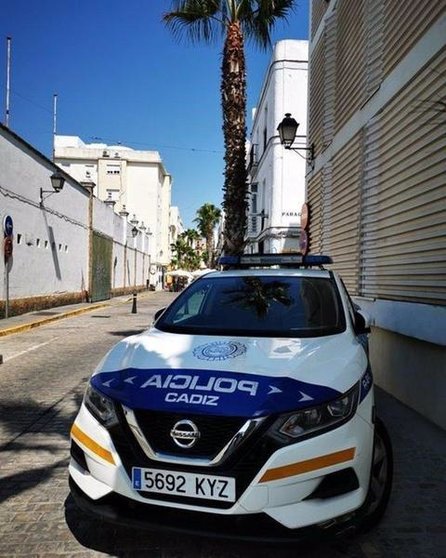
[{"x1": 132, "y1": 467, "x2": 236, "y2": 502}]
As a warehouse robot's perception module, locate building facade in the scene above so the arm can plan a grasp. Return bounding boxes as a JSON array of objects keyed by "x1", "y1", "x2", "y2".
[
  {"x1": 0, "y1": 124, "x2": 154, "y2": 318},
  {"x1": 306, "y1": 0, "x2": 446, "y2": 428},
  {"x1": 54, "y1": 136, "x2": 172, "y2": 275},
  {"x1": 246, "y1": 40, "x2": 309, "y2": 253}
]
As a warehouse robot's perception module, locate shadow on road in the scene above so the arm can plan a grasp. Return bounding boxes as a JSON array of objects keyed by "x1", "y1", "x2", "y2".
[
  {"x1": 0, "y1": 458, "x2": 68, "y2": 505},
  {"x1": 0, "y1": 388, "x2": 84, "y2": 505},
  {"x1": 64, "y1": 493, "x2": 355, "y2": 558}
]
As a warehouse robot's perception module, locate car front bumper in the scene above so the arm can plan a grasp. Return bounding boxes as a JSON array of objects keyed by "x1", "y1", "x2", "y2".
[{"x1": 69, "y1": 393, "x2": 374, "y2": 533}]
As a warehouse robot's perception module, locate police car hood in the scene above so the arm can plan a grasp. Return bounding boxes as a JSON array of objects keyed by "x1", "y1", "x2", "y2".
[{"x1": 90, "y1": 328, "x2": 368, "y2": 418}]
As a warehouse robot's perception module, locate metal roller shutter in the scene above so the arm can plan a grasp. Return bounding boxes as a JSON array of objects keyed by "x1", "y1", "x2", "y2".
[{"x1": 360, "y1": 48, "x2": 446, "y2": 304}]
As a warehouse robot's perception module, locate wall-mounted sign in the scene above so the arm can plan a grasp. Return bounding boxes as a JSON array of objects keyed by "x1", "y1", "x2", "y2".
[
  {"x1": 300, "y1": 203, "x2": 309, "y2": 230},
  {"x1": 3, "y1": 215, "x2": 13, "y2": 237},
  {"x1": 299, "y1": 203, "x2": 310, "y2": 255},
  {"x1": 299, "y1": 229, "x2": 309, "y2": 255}
]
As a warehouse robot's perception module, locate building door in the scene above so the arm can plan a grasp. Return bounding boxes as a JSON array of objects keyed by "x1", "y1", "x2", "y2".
[{"x1": 91, "y1": 232, "x2": 112, "y2": 302}]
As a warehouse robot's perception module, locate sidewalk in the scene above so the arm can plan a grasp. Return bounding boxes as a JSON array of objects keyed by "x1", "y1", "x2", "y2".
[{"x1": 0, "y1": 292, "x2": 146, "y2": 338}]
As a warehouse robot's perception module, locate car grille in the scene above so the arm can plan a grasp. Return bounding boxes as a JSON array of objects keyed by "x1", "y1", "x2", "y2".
[
  {"x1": 132, "y1": 409, "x2": 246, "y2": 458},
  {"x1": 109, "y1": 406, "x2": 278, "y2": 509}
]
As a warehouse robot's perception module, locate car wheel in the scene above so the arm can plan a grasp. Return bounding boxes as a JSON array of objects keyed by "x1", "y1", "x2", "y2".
[{"x1": 355, "y1": 416, "x2": 393, "y2": 533}]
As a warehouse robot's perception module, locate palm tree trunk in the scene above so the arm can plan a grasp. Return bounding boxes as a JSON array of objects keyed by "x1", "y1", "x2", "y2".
[{"x1": 221, "y1": 21, "x2": 248, "y2": 255}]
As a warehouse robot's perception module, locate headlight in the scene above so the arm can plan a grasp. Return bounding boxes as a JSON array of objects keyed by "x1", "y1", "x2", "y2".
[
  {"x1": 271, "y1": 383, "x2": 359, "y2": 442},
  {"x1": 84, "y1": 383, "x2": 118, "y2": 427}
]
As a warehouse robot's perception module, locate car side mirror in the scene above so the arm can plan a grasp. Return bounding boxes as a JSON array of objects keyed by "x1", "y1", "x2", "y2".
[
  {"x1": 354, "y1": 310, "x2": 370, "y2": 335},
  {"x1": 154, "y1": 307, "x2": 166, "y2": 322},
  {"x1": 354, "y1": 311, "x2": 371, "y2": 335}
]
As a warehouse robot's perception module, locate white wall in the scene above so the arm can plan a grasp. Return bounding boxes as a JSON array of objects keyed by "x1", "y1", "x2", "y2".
[
  {"x1": 0, "y1": 125, "x2": 156, "y2": 314},
  {"x1": 0, "y1": 129, "x2": 89, "y2": 299}
]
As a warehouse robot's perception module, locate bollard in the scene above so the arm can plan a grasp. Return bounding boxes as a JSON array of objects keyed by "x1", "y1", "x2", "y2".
[{"x1": 131, "y1": 292, "x2": 137, "y2": 314}]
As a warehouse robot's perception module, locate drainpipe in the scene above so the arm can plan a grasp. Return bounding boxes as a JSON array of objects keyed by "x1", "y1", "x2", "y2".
[
  {"x1": 81, "y1": 179, "x2": 95, "y2": 302},
  {"x1": 119, "y1": 206, "x2": 129, "y2": 289}
]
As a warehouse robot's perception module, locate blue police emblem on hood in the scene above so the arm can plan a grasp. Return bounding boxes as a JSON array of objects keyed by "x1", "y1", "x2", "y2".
[
  {"x1": 91, "y1": 367, "x2": 342, "y2": 418},
  {"x1": 193, "y1": 341, "x2": 246, "y2": 361}
]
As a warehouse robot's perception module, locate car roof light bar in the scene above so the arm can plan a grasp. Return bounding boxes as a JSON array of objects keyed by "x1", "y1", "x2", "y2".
[{"x1": 218, "y1": 253, "x2": 333, "y2": 268}]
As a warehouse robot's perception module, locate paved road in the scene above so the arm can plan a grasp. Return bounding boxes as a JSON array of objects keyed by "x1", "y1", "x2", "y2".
[{"x1": 0, "y1": 293, "x2": 445, "y2": 557}]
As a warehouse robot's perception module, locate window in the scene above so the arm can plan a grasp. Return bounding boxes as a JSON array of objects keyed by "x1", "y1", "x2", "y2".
[
  {"x1": 250, "y1": 184, "x2": 258, "y2": 234},
  {"x1": 263, "y1": 106, "x2": 268, "y2": 153},
  {"x1": 170, "y1": 288, "x2": 209, "y2": 324},
  {"x1": 106, "y1": 164, "x2": 121, "y2": 175},
  {"x1": 106, "y1": 189, "x2": 120, "y2": 201},
  {"x1": 157, "y1": 275, "x2": 345, "y2": 338}
]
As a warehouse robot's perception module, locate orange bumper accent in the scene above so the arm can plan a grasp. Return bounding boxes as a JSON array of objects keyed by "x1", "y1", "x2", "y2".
[
  {"x1": 71, "y1": 423, "x2": 115, "y2": 465},
  {"x1": 259, "y1": 447, "x2": 356, "y2": 483}
]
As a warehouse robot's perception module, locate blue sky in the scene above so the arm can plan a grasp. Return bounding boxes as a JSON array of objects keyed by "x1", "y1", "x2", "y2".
[{"x1": 1, "y1": 1, "x2": 309, "y2": 227}]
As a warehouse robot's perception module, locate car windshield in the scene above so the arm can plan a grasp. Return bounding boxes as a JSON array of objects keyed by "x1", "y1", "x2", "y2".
[{"x1": 156, "y1": 275, "x2": 346, "y2": 338}]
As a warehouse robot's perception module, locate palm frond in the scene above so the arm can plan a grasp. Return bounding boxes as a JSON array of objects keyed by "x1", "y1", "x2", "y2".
[
  {"x1": 163, "y1": 0, "x2": 226, "y2": 44},
  {"x1": 241, "y1": 0, "x2": 296, "y2": 49}
]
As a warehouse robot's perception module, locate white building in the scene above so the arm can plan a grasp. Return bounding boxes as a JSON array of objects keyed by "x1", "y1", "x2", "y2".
[
  {"x1": 169, "y1": 205, "x2": 184, "y2": 251},
  {"x1": 54, "y1": 136, "x2": 172, "y2": 272},
  {"x1": 246, "y1": 40, "x2": 309, "y2": 253}
]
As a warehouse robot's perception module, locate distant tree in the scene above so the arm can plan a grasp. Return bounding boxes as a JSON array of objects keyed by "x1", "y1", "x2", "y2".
[
  {"x1": 171, "y1": 236, "x2": 202, "y2": 271},
  {"x1": 183, "y1": 250, "x2": 202, "y2": 271},
  {"x1": 194, "y1": 203, "x2": 222, "y2": 267},
  {"x1": 181, "y1": 228, "x2": 201, "y2": 248},
  {"x1": 163, "y1": 0, "x2": 295, "y2": 255},
  {"x1": 170, "y1": 237, "x2": 190, "y2": 268}
]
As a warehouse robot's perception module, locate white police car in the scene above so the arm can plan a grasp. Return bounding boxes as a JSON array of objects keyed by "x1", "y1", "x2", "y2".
[{"x1": 69, "y1": 254, "x2": 392, "y2": 541}]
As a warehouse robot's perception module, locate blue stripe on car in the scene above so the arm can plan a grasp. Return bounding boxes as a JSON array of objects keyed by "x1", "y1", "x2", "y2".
[
  {"x1": 91, "y1": 368, "x2": 341, "y2": 417},
  {"x1": 359, "y1": 366, "x2": 373, "y2": 403}
]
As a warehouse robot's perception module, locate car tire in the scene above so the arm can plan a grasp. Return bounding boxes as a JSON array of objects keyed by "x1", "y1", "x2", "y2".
[{"x1": 354, "y1": 416, "x2": 393, "y2": 533}]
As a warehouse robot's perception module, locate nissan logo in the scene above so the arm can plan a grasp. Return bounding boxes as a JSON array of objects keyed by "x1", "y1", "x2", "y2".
[{"x1": 170, "y1": 420, "x2": 201, "y2": 449}]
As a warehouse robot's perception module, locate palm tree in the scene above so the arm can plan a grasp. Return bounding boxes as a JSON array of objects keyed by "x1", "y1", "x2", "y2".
[
  {"x1": 170, "y1": 237, "x2": 190, "y2": 268},
  {"x1": 171, "y1": 236, "x2": 202, "y2": 271},
  {"x1": 194, "y1": 203, "x2": 222, "y2": 267},
  {"x1": 181, "y1": 228, "x2": 201, "y2": 249},
  {"x1": 163, "y1": 1, "x2": 294, "y2": 255}
]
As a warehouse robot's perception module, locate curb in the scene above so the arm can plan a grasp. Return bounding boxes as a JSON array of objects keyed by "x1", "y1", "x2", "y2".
[
  {"x1": 0, "y1": 302, "x2": 110, "y2": 338},
  {"x1": 0, "y1": 291, "x2": 155, "y2": 339}
]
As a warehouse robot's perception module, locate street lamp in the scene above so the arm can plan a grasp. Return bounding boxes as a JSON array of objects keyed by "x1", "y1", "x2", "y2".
[
  {"x1": 130, "y1": 214, "x2": 139, "y2": 226},
  {"x1": 40, "y1": 171, "x2": 65, "y2": 204},
  {"x1": 130, "y1": 214, "x2": 139, "y2": 240},
  {"x1": 277, "y1": 113, "x2": 314, "y2": 163}
]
